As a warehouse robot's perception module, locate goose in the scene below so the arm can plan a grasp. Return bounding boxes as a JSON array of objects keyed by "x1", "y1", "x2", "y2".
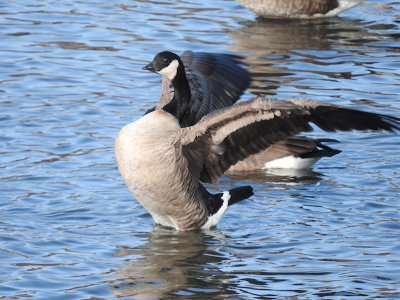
[
  {"x1": 236, "y1": 0, "x2": 365, "y2": 19},
  {"x1": 143, "y1": 50, "x2": 252, "y2": 127},
  {"x1": 143, "y1": 51, "x2": 341, "y2": 171},
  {"x1": 114, "y1": 97, "x2": 400, "y2": 231}
]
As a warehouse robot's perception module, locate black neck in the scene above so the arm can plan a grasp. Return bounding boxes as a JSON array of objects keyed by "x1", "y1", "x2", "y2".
[
  {"x1": 172, "y1": 64, "x2": 191, "y2": 104},
  {"x1": 163, "y1": 63, "x2": 192, "y2": 127}
]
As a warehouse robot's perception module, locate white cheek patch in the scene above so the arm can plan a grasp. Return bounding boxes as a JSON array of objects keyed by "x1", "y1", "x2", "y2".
[{"x1": 157, "y1": 59, "x2": 179, "y2": 80}]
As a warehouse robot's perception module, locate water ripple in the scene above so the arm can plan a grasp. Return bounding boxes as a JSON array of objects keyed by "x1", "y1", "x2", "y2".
[{"x1": 1, "y1": 0, "x2": 399, "y2": 299}]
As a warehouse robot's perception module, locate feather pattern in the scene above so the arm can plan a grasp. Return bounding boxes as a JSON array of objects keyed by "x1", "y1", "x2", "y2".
[
  {"x1": 180, "y1": 97, "x2": 400, "y2": 183},
  {"x1": 144, "y1": 51, "x2": 377, "y2": 171},
  {"x1": 115, "y1": 97, "x2": 399, "y2": 230}
]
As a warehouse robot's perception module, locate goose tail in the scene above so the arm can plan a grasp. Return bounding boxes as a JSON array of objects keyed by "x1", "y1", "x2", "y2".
[
  {"x1": 201, "y1": 185, "x2": 253, "y2": 229},
  {"x1": 227, "y1": 186, "x2": 254, "y2": 206}
]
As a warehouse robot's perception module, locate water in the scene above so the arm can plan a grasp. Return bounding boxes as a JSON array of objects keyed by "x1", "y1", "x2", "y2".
[{"x1": 1, "y1": 0, "x2": 399, "y2": 298}]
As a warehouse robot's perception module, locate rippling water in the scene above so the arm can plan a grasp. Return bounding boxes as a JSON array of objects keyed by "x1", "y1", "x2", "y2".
[{"x1": 1, "y1": 0, "x2": 399, "y2": 299}]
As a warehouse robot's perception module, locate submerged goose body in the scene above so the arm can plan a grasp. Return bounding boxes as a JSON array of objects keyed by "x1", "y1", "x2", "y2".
[
  {"x1": 236, "y1": 0, "x2": 365, "y2": 19},
  {"x1": 144, "y1": 51, "x2": 340, "y2": 170},
  {"x1": 115, "y1": 97, "x2": 400, "y2": 231}
]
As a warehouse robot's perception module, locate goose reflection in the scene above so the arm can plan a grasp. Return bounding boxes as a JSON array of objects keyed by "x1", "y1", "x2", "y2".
[
  {"x1": 229, "y1": 17, "x2": 372, "y2": 95},
  {"x1": 224, "y1": 168, "x2": 323, "y2": 186},
  {"x1": 109, "y1": 228, "x2": 239, "y2": 299}
]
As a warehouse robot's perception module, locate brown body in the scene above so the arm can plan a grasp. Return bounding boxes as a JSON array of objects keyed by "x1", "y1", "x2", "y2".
[
  {"x1": 237, "y1": 0, "x2": 364, "y2": 18},
  {"x1": 115, "y1": 111, "x2": 209, "y2": 230}
]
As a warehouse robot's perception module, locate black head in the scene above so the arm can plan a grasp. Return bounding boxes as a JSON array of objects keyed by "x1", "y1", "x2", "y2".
[{"x1": 143, "y1": 51, "x2": 182, "y2": 80}]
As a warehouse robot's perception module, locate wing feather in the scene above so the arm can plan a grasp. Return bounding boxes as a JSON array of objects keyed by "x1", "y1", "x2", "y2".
[{"x1": 180, "y1": 97, "x2": 400, "y2": 183}]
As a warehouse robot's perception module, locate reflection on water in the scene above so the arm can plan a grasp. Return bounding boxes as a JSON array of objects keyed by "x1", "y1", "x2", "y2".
[
  {"x1": 1, "y1": 0, "x2": 400, "y2": 299},
  {"x1": 109, "y1": 227, "x2": 338, "y2": 299},
  {"x1": 110, "y1": 229, "x2": 238, "y2": 299},
  {"x1": 230, "y1": 16, "x2": 400, "y2": 100},
  {"x1": 230, "y1": 18, "x2": 365, "y2": 94},
  {"x1": 225, "y1": 168, "x2": 323, "y2": 185}
]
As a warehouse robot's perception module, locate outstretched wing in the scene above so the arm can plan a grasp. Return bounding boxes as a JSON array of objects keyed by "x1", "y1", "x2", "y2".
[
  {"x1": 157, "y1": 51, "x2": 251, "y2": 126},
  {"x1": 180, "y1": 97, "x2": 400, "y2": 183}
]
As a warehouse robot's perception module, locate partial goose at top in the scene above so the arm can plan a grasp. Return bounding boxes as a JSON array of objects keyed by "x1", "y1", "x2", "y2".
[
  {"x1": 114, "y1": 96, "x2": 400, "y2": 231},
  {"x1": 143, "y1": 51, "x2": 341, "y2": 170},
  {"x1": 236, "y1": 0, "x2": 365, "y2": 19}
]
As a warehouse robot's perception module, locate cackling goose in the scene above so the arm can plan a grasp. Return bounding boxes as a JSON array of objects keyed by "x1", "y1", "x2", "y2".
[
  {"x1": 143, "y1": 50, "x2": 251, "y2": 127},
  {"x1": 114, "y1": 97, "x2": 400, "y2": 230},
  {"x1": 143, "y1": 51, "x2": 341, "y2": 171}
]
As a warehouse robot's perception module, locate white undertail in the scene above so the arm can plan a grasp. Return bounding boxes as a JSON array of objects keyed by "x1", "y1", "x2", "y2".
[
  {"x1": 264, "y1": 155, "x2": 320, "y2": 169},
  {"x1": 201, "y1": 191, "x2": 231, "y2": 229}
]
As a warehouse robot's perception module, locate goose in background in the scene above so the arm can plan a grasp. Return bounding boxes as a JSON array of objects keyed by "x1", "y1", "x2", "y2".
[
  {"x1": 236, "y1": 0, "x2": 365, "y2": 19},
  {"x1": 143, "y1": 50, "x2": 251, "y2": 127},
  {"x1": 143, "y1": 51, "x2": 340, "y2": 171},
  {"x1": 115, "y1": 96, "x2": 400, "y2": 231}
]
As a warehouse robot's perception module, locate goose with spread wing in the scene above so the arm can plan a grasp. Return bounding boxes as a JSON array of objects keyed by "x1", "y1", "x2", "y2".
[
  {"x1": 115, "y1": 96, "x2": 400, "y2": 231},
  {"x1": 236, "y1": 0, "x2": 365, "y2": 19},
  {"x1": 143, "y1": 50, "x2": 251, "y2": 126},
  {"x1": 143, "y1": 51, "x2": 341, "y2": 170}
]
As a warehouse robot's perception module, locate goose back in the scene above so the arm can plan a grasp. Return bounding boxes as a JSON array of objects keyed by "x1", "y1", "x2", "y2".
[{"x1": 226, "y1": 137, "x2": 340, "y2": 171}]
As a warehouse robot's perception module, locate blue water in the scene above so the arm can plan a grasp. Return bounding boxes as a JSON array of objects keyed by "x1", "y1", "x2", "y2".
[{"x1": 1, "y1": 0, "x2": 399, "y2": 299}]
